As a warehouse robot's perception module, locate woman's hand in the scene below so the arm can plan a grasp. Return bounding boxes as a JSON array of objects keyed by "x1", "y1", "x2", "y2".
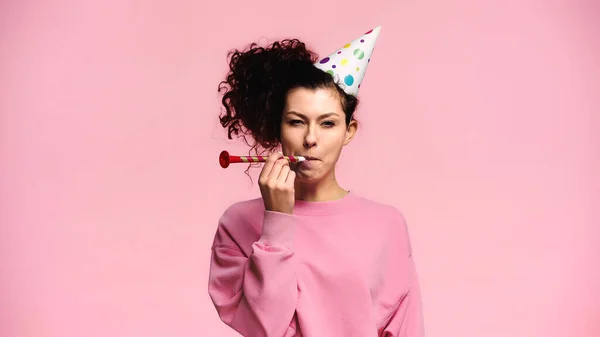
[{"x1": 258, "y1": 152, "x2": 296, "y2": 214}]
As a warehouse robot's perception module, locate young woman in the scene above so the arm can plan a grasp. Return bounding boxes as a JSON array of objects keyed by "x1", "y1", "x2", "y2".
[{"x1": 208, "y1": 27, "x2": 424, "y2": 337}]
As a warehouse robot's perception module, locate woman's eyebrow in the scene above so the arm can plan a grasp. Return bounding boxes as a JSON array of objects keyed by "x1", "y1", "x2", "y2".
[{"x1": 285, "y1": 111, "x2": 340, "y2": 119}]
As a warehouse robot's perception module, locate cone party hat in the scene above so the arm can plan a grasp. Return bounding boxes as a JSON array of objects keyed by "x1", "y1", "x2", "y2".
[{"x1": 313, "y1": 25, "x2": 381, "y2": 96}]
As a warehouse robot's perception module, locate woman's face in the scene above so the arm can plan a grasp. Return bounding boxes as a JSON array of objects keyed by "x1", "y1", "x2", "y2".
[{"x1": 280, "y1": 86, "x2": 357, "y2": 183}]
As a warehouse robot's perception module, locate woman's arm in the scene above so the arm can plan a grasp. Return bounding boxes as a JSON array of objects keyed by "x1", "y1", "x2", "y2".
[
  {"x1": 380, "y1": 253, "x2": 425, "y2": 337},
  {"x1": 380, "y1": 208, "x2": 425, "y2": 337},
  {"x1": 208, "y1": 209, "x2": 299, "y2": 337}
]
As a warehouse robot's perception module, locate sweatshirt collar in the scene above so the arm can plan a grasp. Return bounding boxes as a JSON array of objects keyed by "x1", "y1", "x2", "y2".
[{"x1": 293, "y1": 190, "x2": 358, "y2": 215}]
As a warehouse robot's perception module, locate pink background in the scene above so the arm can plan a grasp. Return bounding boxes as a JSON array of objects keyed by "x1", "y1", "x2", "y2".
[{"x1": 1, "y1": 0, "x2": 598, "y2": 336}]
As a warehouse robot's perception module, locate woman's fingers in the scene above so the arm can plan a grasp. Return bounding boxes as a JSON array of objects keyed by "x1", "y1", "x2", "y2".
[
  {"x1": 285, "y1": 169, "x2": 296, "y2": 185},
  {"x1": 277, "y1": 163, "x2": 291, "y2": 182},
  {"x1": 259, "y1": 152, "x2": 283, "y2": 183}
]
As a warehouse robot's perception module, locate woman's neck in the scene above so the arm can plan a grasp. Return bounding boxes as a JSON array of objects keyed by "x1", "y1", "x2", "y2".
[{"x1": 294, "y1": 178, "x2": 348, "y2": 202}]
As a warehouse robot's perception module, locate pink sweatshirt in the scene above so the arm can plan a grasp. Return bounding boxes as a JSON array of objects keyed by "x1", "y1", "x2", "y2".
[{"x1": 208, "y1": 191, "x2": 424, "y2": 337}]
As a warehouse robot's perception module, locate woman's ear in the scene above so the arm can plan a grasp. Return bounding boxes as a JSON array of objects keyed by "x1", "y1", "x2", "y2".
[{"x1": 343, "y1": 119, "x2": 358, "y2": 146}]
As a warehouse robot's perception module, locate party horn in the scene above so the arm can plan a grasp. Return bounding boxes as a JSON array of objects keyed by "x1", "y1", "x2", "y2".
[{"x1": 219, "y1": 150, "x2": 306, "y2": 168}]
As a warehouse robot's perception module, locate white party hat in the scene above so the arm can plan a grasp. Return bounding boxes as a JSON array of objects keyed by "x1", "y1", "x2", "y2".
[{"x1": 313, "y1": 25, "x2": 381, "y2": 96}]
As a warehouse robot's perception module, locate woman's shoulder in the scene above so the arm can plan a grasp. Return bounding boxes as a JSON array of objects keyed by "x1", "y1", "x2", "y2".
[
  {"x1": 352, "y1": 193, "x2": 414, "y2": 253},
  {"x1": 213, "y1": 197, "x2": 265, "y2": 242},
  {"x1": 351, "y1": 193, "x2": 407, "y2": 221},
  {"x1": 219, "y1": 196, "x2": 265, "y2": 221},
  {"x1": 211, "y1": 197, "x2": 266, "y2": 250}
]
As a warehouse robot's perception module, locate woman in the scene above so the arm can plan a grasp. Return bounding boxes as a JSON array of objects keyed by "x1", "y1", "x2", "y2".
[{"x1": 208, "y1": 26, "x2": 424, "y2": 337}]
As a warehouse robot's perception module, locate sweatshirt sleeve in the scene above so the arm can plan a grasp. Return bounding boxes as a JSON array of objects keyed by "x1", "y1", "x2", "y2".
[
  {"x1": 380, "y1": 208, "x2": 425, "y2": 337},
  {"x1": 381, "y1": 253, "x2": 425, "y2": 337},
  {"x1": 208, "y1": 209, "x2": 299, "y2": 337}
]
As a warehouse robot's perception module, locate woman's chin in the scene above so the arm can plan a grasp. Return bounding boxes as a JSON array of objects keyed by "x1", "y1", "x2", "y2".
[
  {"x1": 292, "y1": 161, "x2": 327, "y2": 182},
  {"x1": 294, "y1": 169, "x2": 322, "y2": 183}
]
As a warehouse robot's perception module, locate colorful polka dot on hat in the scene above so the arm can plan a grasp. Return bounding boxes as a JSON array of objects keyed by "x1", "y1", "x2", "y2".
[{"x1": 313, "y1": 25, "x2": 381, "y2": 96}]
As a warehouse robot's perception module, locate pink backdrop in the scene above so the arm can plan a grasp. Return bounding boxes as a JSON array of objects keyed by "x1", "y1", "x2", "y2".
[{"x1": 1, "y1": 0, "x2": 598, "y2": 336}]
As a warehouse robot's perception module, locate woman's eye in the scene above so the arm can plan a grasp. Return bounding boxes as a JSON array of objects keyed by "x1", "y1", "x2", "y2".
[
  {"x1": 322, "y1": 121, "x2": 335, "y2": 127},
  {"x1": 289, "y1": 120, "x2": 303, "y2": 125}
]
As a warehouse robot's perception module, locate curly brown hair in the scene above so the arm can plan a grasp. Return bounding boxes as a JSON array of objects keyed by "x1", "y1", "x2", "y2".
[{"x1": 218, "y1": 38, "x2": 359, "y2": 160}]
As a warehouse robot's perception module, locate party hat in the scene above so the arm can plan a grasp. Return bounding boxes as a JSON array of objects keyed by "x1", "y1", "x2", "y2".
[{"x1": 313, "y1": 25, "x2": 381, "y2": 96}]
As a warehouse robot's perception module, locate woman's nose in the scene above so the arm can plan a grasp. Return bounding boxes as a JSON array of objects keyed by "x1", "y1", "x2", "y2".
[{"x1": 303, "y1": 128, "x2": 317, "y2": 148}]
